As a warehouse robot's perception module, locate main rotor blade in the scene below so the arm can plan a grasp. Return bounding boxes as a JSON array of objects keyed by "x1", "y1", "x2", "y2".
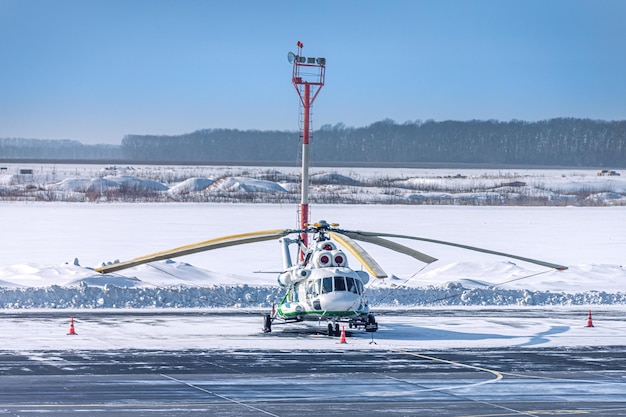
[
  {"x1": 95, "y1": 229, "x2": 293, "y2": 274},
  {"x1": 350, "y1": 231, "x2": 568, "y2": 271},
  {"x1": 340, "y1": 231, "x2": 438, "y2": 264},
  {"x1": 328, "y1": 231, "x2": 387, "y2": 279}
]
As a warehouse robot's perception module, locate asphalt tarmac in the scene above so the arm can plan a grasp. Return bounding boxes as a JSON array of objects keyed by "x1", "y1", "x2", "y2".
[{"x1": 1, "y1": 347, "x2": 625, "y2": 416}]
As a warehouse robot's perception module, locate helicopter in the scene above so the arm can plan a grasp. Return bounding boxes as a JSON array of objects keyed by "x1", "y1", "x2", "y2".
[
  {"x1": 94, "y1": 218, "x2": 567, "y2": 336},
  {"x1": 95, "y1": 41, "x2": 567, "y2": 336}
]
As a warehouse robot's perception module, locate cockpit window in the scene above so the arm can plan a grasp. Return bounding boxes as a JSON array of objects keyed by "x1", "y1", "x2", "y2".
[
  {"x1": 322, "y1": 277, "x2": 332, "y2": 294},
  {"x1": 334, "y1": 276, "x2": 346, "y2": 291},
  {"x1": 315, "y1": 276, "x2": 362, "y2": 294},
  {"x1": 356, "y1": 279, "x2": 364, "y2": 295},
  {"x1": 346, "y1": 277, "x2": 358, "y2": 294}
]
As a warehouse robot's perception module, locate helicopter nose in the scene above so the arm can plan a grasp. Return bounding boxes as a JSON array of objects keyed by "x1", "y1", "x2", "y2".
[{"x1": 320, "y1": 291, "x2": 360, "y2": 312}]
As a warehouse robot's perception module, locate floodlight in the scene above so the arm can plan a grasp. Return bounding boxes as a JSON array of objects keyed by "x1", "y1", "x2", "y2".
[
  {"x1": 316, "y1": 57, "x2": 326, "y2": 65},
  {"x1": 288, "y1": 51, "x2": 296, "y2": 64}
]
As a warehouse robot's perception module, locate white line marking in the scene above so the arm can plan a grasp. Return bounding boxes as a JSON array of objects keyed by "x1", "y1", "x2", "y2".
[{"x1": 160, "y1": 373, "x2": 281, "y2": 417}]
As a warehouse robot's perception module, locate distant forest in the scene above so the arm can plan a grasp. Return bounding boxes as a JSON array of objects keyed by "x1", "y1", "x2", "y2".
[{"x1": 2, "y1": 118, "x2": 625, "y2": 167}]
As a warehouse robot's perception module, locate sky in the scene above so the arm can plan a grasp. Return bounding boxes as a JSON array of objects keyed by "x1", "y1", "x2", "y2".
[{"x1": 1, "y1": 0, "x2": 625, "y2": 144}]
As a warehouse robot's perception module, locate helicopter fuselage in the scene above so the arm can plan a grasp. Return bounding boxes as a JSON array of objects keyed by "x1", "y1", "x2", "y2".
[
  {"x1": 277, "y1": 266, "x2": 371, "y2": 322},
  {"x1": 268, "y1": 235, "x2": 378, "y2": 335}
]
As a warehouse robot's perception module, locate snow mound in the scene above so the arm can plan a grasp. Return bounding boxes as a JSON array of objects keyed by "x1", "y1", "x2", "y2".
[
  {"x1": 311, "y1": 173, "x2": 360, "y2": 185},
  {"x1": 0, "y1": 174, "x2": 17, "y2": 185},
  {"x1": 105, "y1": 175, "x2": 168, "y2": 191},
  {"x1": 168, "y1": 177, "x2": 214, "y2": 194},
  {"x1": 51, "y1": 177, "x2": 117, "y2": 192},
  {"x1": 210, "y1": 177, "x2": 287, "y2": 193},
  {"x1": 586, "y1": 192, "x2": 626, "y2": 204},
  {"x1": 68, "y1": 275, "x2": 143, "y2": 288},
  {"x1": 49, "y1": 176, "x2": 168, "y2": 192}
]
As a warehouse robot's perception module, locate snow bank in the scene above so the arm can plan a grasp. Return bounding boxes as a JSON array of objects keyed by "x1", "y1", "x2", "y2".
[
  {"x1": 2, "y1": 164, "x2": 624, "y2": 205},
  {"x1": 168, "y1": 177, "x2": 214, "y2": 194},
  {"x1": 209, "y1": 176, "x2": 287, "y2": 193},
  {"x1": 0, "y1": 259, "x2": 624, "y2": 309},
  {"x1": 0, "y1": 174, "x2": 15, "y2": 185},
  {"x1": 49, "y1": 176, "x2": 168, "y2": 192},
  {"x1": 0, "y1": 277, "x2": 624, "y2": 310},
  {"x1": 311, "y1": 173, "x2": 360, "y2": 185}
]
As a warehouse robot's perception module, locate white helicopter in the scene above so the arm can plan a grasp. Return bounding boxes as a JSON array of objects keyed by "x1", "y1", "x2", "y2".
[
  {"x1": 94, "y1": 218, "x2": 567, "y2": 336},
  {"x1": 95, "y1": 42, "x2": 567, "y2": 336}
]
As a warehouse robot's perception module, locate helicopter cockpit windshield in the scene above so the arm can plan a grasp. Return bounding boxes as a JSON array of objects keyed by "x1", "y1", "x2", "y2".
[{"x1": 304, "y1": 276, "x2": 363, "y2": 296}]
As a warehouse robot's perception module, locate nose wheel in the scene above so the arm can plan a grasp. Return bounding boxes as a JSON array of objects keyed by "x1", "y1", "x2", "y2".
[{"x1": 327, "y1": 321, "x2": 340, "y2": 337}]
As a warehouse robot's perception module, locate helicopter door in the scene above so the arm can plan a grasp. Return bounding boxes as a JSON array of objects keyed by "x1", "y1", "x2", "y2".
[{"x1": 307, "y1": 279, "x2": 323, "y2": 310}]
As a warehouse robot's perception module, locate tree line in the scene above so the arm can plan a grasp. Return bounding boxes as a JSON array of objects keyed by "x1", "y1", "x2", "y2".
[
  {"x1": 2, "y1": 118, "x2": 625, "y2": 167},
  {"x1": 0, "y1": 138, "x2": 122, "y2": 160}
]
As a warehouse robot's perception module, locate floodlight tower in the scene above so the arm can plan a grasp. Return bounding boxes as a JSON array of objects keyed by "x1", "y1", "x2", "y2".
[{"x1": 288, "y1": 41, "x2": 326, "y2": 253}]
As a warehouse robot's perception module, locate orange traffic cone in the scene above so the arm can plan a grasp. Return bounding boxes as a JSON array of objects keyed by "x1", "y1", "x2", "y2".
[
  {"x1": 67, "y1": 316, "x2": 77, "y2": 335},
  {"x1": 338, "y1": 325, "x2": 347, "y2": 344},
  {"x1": 585, "y1": 310, "x2": 594, "y2": 328}
]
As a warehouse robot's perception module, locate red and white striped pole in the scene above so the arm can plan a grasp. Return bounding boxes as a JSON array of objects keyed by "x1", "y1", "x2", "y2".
[{"x1": 289, "y1": 41, "x2": 325, "y2": 259}]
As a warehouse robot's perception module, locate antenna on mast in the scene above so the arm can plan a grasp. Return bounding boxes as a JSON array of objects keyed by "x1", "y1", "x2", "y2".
[{"x1": 287, "y1": 41, "x2": 326, "y2": 258}]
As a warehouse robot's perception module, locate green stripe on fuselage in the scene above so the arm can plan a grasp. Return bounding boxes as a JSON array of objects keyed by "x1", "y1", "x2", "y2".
[{"x1": 277, "y1": 309, "x2": 365, "y2": 319}]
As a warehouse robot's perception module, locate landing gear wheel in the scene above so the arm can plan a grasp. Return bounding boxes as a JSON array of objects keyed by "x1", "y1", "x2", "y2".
[
  {"x1": 334, "y1": 323, "x2": 340, "y2": 336},
  {"x1": 327, "y1": 323, "x2": 334, "y2": 336},
  {"x1": 365, "y1": 313, "x2": 378, "y2": 333},
  {"x1": 262, "y1": 313, "x2": 272, "y2": 333}
]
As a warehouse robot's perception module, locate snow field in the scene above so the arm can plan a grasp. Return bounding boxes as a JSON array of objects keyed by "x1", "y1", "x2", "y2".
[{"x1": 0, "y1": 203, "x2": 623, "y2": 310}]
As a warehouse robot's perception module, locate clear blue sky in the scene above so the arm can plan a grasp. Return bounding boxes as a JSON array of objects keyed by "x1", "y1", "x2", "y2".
[{"x1": 1, "y1": 0, "x2": 624, "y2": 144}]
